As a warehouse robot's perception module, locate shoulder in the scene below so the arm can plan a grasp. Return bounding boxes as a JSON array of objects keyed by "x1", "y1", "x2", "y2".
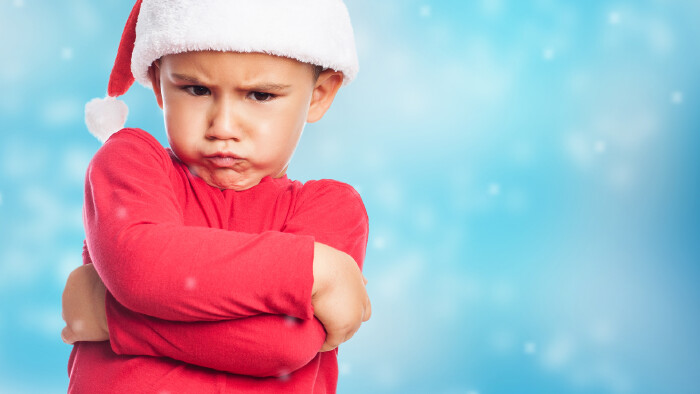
[
  {"x1": 299, "y1": 179, "x2": 365, "y2": 205},
  {"x1": 289, "y1": 179, "x2": 369, "y2": 266},
  {"x1": 91, "y1": 128, "x2": 170, "y2": 169},
  {"x1": 296, "y1": 179, "x2": 368, "y2": 223}
]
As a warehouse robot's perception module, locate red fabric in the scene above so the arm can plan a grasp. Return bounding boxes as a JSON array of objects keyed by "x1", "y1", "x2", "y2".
[
  {"x1": 108, "y1": 0, "x2": 141, "y2": 97},
  {"x1": 67, "y1": 128, "x2": 369, "y2": 393}
]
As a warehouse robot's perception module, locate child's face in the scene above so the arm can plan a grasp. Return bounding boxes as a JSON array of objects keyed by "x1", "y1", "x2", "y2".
[{"x1": 150, "y1": 51, "x2": 340, "y2": 190}]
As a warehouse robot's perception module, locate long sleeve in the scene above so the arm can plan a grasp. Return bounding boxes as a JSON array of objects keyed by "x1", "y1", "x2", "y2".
[
  {"x1": 106, "y1": 292, "x2": 326, "y2": 377},
  {"x1": 103, "y1": 177, "x2": 369, "y2": 375},
  {"x1": 84, "y1": 128, "x2": 315, "y2": 322}
]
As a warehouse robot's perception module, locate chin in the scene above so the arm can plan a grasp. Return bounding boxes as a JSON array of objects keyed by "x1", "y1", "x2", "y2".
[{"x1": 212, "y1": 176, "x2": 258, "y2": 191}]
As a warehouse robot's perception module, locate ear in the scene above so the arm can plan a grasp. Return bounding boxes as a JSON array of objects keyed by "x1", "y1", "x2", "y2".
[
  {"x1": 148, "y1": 60, "x2": 164, "y2": 109},
  {"x1": 306, "y1": 70, "x2": 344, "y2": 123}
]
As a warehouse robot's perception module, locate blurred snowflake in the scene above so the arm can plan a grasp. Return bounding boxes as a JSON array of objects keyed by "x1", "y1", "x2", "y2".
[
  {"x1": 671, "y1": 90, "x2": 683, "y2": 104},
  {"x1": 61, "y1": 47, "x2": 74, "y2": 61},
  {"x1": 419, "y1": 5, "x2": 431, "y2": 18},
  {"x1": 524, "y1": 341, "x2": 537, "y2": 355},
  {"x1": 608, "y1": 12, "x2": 621, "y2": 25}
]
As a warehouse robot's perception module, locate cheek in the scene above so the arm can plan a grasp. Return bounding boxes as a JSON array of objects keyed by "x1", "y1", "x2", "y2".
[{"x1": 164, "y1": 112, "x2": 195, "y2": 154}]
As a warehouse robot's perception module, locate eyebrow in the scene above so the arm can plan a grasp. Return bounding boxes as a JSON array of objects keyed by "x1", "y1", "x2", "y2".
[
  {"x1": 240, "y1": 83, "x2": 292, "y2": 92},
  {"x1": 171, "y1": 73, "x2": 291, "y2": 92},
  {"x1": 171, "y1": 73, "x2": 201, "y2": 83}
]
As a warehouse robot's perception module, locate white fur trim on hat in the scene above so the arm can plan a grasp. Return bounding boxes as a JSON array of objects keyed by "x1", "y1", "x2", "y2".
[{"x1": 132, "y1": 0, "x2": 359, "y2": 88}]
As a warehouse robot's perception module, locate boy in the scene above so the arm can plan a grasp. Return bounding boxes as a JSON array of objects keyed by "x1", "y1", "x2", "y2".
[{"x1": 60, "y1": 1, "x2": 371, "y2": 393}]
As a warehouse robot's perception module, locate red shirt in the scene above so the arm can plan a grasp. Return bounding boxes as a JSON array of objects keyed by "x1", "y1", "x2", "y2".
[{"x1": 67, "y1": 129, "x2": 369, "y2": 393}]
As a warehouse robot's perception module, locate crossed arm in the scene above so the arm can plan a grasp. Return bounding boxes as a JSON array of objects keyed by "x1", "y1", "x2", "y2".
[{"x1": 61, "y1": 129, "x2": 371, "y2": 377}]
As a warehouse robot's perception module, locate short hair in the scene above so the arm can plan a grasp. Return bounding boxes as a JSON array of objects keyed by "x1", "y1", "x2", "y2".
[{"x1": 312, "y1": 65, "x2": 324, "y2": 82}]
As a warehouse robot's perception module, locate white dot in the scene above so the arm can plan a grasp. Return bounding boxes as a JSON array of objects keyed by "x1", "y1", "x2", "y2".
[
  {"x1": 671, "y1": 91, "x2": 683, "y2": 104},
  {"x1": 339, "y1": 362, "x2": 352, "y2": 376},
  {"x1": 524, "y1": 341, "x2": 537, "y2": 354},
  {"x1": 590, "y1": 319, "x2": 616, "y2": 344},
  {"x1": 42, "y1": 97, "x2": 81, "y2": 125},
  {"x1": 608, "y1": 12, "x2": 620, "y2": 25},
  {"x1": 542, "y1": 335, "x2": 576, "y2": 369},
  {"x1": 419, "y1": 5, "x2": 431, "y2": 17},
  {"x1": 372, "y1": 236, "x2": 387, "y2": 250},
  {"x1": 284, "y1": 315, "x2": 299, "y2": 327},
  {"x1": 115, "y1": 207, "x2": 127, "y2": 219},
  {"x1": 185, "y1": 277, "x2": 197, "y2": 290},
  {"x1": 13, "y1": 0, "x2": 24, "y2": 7},
  {"x1": 488, "y1": 183, "x2": 501, "y2": 196},
  {"x1": 278, "y1": 369, "x2": 291, "y2": 381},
  {"x1": 594, "y1": 140, "x2": 607, "y2": 154},
  {"x1": 543, "y1": 48, "x2": 555, "y2": 60},
  {"x1": 61, "y1": 47, "x2": 74, "y2": 61}
]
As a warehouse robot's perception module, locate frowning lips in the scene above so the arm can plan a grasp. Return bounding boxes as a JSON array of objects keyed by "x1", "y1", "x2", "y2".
[{"x1": 204, "y1": 152, "x2": 244, "y2": 167}]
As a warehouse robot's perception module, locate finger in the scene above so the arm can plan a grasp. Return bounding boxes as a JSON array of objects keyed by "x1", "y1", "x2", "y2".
[
  {"x1": 320, "y1": 341, "x2": 338, "y2": 352},
  {"x1": 362, "y1": 296, "x2": 372, "y2": 322},
  {"x1": 343, "y1": 324, "x2": 360, "y2": 343},
  {"x1": 320, "y1": 329, "x2": 344, "y2": 352},
  {"x1": 362, "y1": 275, "x2": 368, "y2": 285},
  {"x1": 61, "y1": 326, "x2": 75, "y2": 345}
]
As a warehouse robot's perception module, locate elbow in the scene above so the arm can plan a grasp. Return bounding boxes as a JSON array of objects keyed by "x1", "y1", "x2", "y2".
[
  {"x1": 251, "y1": 316, "x2": 326, "y2": 378},
  {"x1": 276, "y1": 317, "x2": 326, "y2": 375}
]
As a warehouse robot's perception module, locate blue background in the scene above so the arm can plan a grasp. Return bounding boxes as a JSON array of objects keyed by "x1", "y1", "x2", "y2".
[{"x1": 1, "y1": 0, "x2": 699, "y2": 393}]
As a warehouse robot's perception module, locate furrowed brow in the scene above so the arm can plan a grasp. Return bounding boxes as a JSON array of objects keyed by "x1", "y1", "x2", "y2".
[
  {"x1": 243, "y1": 83, "x2": 292, "y2": 92},
  {"x1": 171, "y1": 73, "x2": 203, "y2": 84}
]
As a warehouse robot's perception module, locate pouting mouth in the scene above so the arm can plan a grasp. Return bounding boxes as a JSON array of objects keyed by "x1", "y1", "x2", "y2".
[
  {"x1": 205, "y1": 152, "x2": 243, "y2": 160},
  {"x1": 206, "y1": 154, "x2": 244, "y2": 168}
]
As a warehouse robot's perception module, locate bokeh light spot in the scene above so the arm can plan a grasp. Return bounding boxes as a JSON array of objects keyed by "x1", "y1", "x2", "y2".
[
  {"x1": 61, "y1": 47, "x2": 74, "y2": 61},
  {"x1": 671, "y1": 91, "x2": 683, "y2": 104},
  {"x1": 339, "y1": 362, "x2": 352, "y2": 376},
  {"x1": 608, "y1": 12, "x2": 621, "y2": 25},
  {"x1": 524, "y1": 341, "x2": 537, "y2": 355},
  {"x1": 543, "y1": 48, "x2": 555, "y2": 60},
  {"x1": 488, "y1": 183, "x2": 501, "y2": 196},
  {"x1": 284, "y1": 315, "x2": 299, "y2": 327},
  {"x1": 594, "y1": 140, "x2": 607, "y2": 154},
  {"x1": 419, "y1": 5, "x2": 431, "y2": 18},
  {"x1": 184, "y1": 276, "x2": 197, "y2": 291}
]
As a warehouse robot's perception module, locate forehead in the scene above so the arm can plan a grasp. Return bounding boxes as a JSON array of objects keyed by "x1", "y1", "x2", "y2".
[{"x1": 160, "y1": 51, "x2": 315, "y2": 83}]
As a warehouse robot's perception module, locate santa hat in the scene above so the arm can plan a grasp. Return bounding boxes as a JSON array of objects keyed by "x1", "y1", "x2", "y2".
[{"x1": 85, "y1": 0, "x2": 359, "y2": 143}]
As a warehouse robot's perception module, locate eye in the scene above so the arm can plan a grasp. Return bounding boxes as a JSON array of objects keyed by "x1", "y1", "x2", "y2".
[
  {"x1": 183, "y1": 85, "x2": 210, "y2": 96},
  {"x1": 248, "y1": 91, "x2": 275, "y2": 102}
]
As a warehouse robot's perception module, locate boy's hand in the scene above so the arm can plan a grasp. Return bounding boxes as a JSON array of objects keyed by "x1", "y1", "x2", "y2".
[
  {"x1": 311, "y1": 243, "x2": 372, "y2": 352},
  {"x1": 61, "y1": 263, "x2": 109, "y2": 344}
]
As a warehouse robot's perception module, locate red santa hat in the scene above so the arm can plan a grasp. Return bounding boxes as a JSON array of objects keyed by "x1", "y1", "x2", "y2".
[{"x1": 85, "y1": 0, "x2": 359, "y2": 143}]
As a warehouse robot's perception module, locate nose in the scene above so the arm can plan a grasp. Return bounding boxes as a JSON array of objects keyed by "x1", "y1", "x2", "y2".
[{"x1": 205, "y1": 98, "x2": 242, "y2": 141}]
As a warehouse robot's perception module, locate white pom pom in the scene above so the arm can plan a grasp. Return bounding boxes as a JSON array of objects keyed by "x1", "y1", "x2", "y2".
[{"x1": 85, "y1": 96, "x2": 128, "y2": 143}]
